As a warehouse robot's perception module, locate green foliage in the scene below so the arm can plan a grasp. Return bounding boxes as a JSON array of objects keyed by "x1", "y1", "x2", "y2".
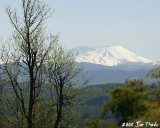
[
  {"x1": 85, "y1": 119, "x2": 117, "y2": 128},
  {"x1": 81, "y1": 66, "x2": 160, "y2": 127},
  {"x1": 85, "y1": 119, "x2": 100, "y2": 128},
  {"x1": 75, "y1": 83, "x2": 122, "y2": 127},
  {"x1": 102, "y1": 80, "x2": 147, "y2": 124},
  {"x1": 0, "y1": 0, "x2": 88, "y2": 127},
  {"x1": 147, "y1": 66, "x2": 160, "y2": 79},
  {"x1": 139, "y1": 65, "x2": 160, "y2": 124},
  {"x1": 77, "y1": 84, "x2": 122, "y2": 117},
  {"x1": 136, "y1": 85, "x2": 160, "y2": 125}
]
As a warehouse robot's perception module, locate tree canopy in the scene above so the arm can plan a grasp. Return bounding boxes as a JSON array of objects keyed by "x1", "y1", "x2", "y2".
[{"x1": 0, "y1": 0, "x2": 88, "y2": 128}]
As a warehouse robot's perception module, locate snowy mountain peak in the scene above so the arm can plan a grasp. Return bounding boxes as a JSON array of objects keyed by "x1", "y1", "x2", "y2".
[{"x1": 74, "y1": 46, "x2": 152, "y2": 66}]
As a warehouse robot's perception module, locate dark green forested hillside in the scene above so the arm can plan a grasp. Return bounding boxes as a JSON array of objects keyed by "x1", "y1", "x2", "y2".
[
  {"x1": 75, "y1": 83, "x2": 123, "y2": 127},
  {"x1": 83, "y1": 79, "x2": 160, "y2": 128}
]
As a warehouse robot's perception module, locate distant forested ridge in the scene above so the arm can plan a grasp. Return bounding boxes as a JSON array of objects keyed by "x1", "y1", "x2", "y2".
[{"x1": 75, "y1": 83, "x2": 123, "y2": 127}]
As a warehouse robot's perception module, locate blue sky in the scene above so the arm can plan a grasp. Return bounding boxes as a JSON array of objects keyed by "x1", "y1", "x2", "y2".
[{"x1": 0, "y1": 0, "x2": 160, "y2": 61}]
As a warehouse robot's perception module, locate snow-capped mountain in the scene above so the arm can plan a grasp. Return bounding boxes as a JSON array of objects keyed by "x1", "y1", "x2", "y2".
[{"x1": 74, "y1": 46, "x2": 152, "y2": 66}]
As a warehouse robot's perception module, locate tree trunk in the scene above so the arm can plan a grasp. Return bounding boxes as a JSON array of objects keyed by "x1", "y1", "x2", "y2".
[{"x1": 54, "y1": 76, "x2": 63, "y2": 128}]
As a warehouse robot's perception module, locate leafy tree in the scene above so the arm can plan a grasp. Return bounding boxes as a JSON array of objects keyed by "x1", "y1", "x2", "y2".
[
  {"x1": 101, "y1": 80, "x2": 147, "y2": 124},
  {"x1": 85, "y1": 68, "x2": 160, "y2": 127},
  {"x1": 0, "y1": 0, "x2": 53, "y2": 127},
  {"x1": 43, "y1": 43, "x2": 88, "y2": 128},
  {"x1": 137, "y1": 66, "x2": 160, "y2": 124},
  {"x1": 0, "y1": 0, "x2": 88, "y2": 128},
  {"x1": 147, "y1": 66, "x2": 160, "y2": 85},
  {"x1": 147, "y1": 66, "x2": 160, "y2": 79}
]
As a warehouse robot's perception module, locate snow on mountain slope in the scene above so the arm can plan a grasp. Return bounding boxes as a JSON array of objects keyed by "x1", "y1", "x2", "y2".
[{"x1": 74, "y1": 46, "x2": 152, "y2": 66}]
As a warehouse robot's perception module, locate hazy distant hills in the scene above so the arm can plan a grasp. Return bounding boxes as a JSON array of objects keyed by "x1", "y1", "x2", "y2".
[
  {"x1": 79, "y1": 62, "x2": 152, "y2": 84},
  {"x1": 0, "y1": 46, "x2": 158, "y2": 85},
  {"x1": 74, "y1": 46, "x2": 158, "y2": 85}
]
